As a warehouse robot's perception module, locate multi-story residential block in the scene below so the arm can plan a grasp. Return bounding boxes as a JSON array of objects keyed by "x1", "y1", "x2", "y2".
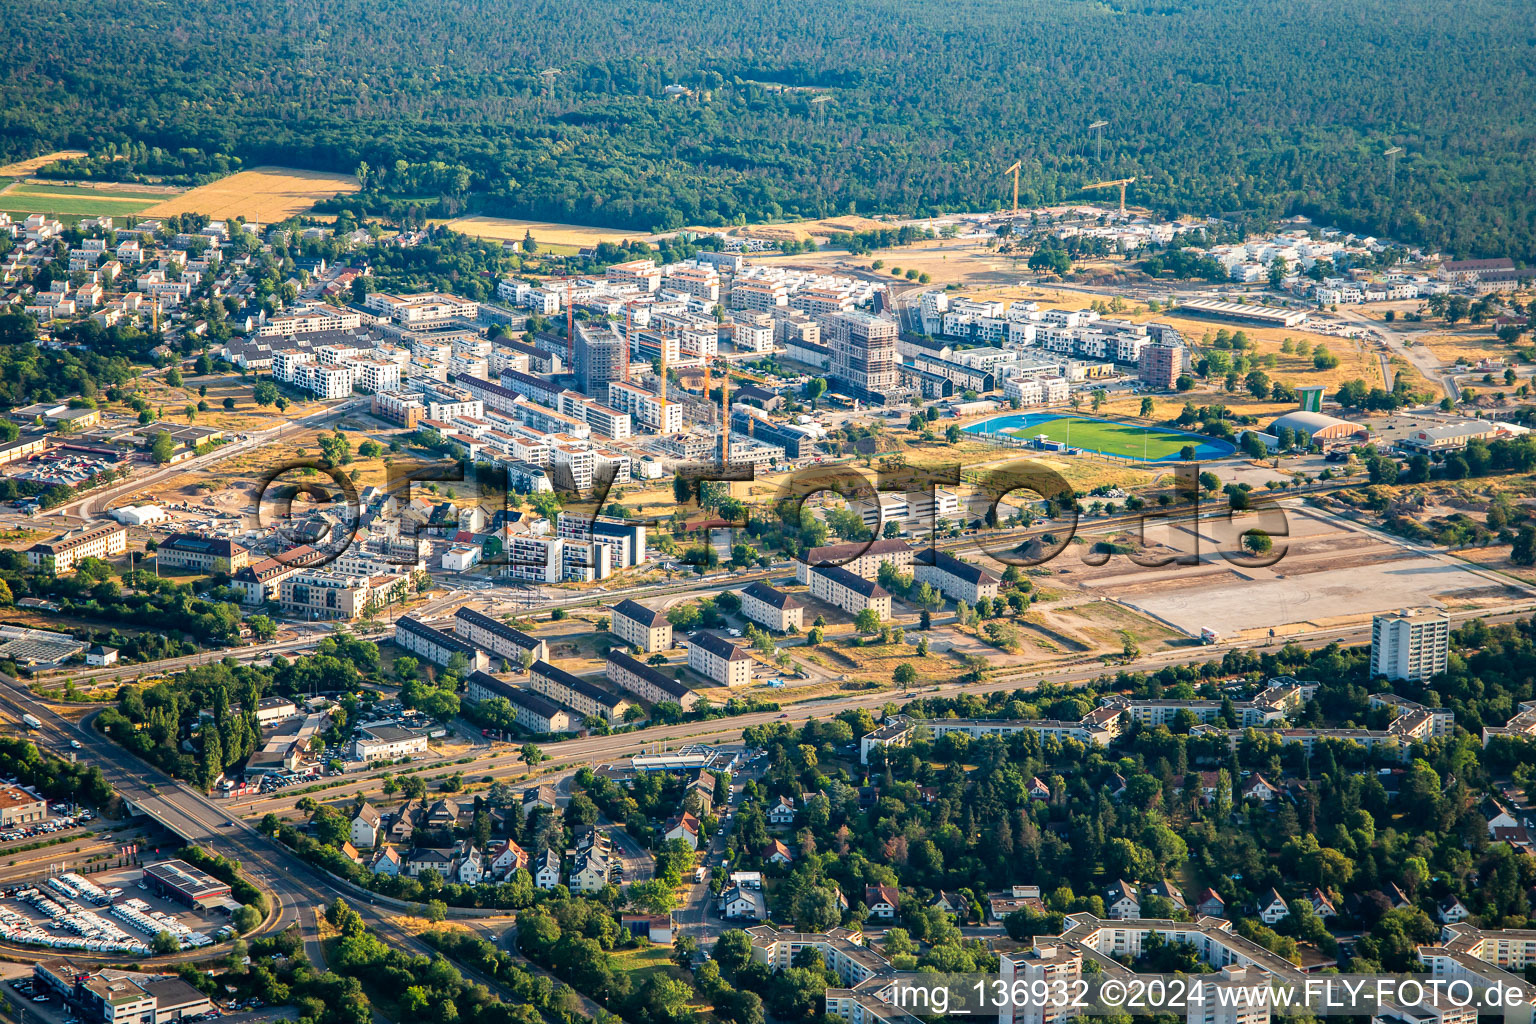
[
  {"x1": 557, "y1": 512, "x2": 647, "y2": 569},
  {"x1": 605, "y1": 651, "x2": 701, "y2": 711},
  {"x1": 612, "y1": 599, "x2": 673, "y2": 652},
  {"x1": 464, "y1": 671, "x2": 574, "y2": 733},
  {"x1": 279, "y1": 570, "x2": 374, "y2": 621},
  {"x1": 452, "y1": 607, "x2": 548, "y2": 665},
  {"x1": 808, "y1": 563, "x2": 892, "y2": 621},
  {"x1": 258, "y1": 307, "x2": 362, "y2": 337},
  {"x1": 1138, "y1": 340, "x2": 1183, "y2": 388},
  {"x1": 574, "y1": 324, "x2": 627, "y2": 397},
  {"x1": 1004, "y1": 374, "x2": 1070, "y2": 406},
  {"x1": 396, "y1": 616, "x2": 492, "y2": 671},
  {"x1": 27, "y1": 521, "x2": 127, "y2": 573},
  {"x1": 824, "y1": 311, "x2": 898, "y2": 402},
  {"x1": 1372, "y1": 608, "x2": 1451, "y2": 682},
  {"x1": 913, "y1": 550, "x2": 999, "y2": 605},
  {"x1": 155, "y1": 534, "x2": 250, "y2": 574},
  {"x1": 740, "y1": 582, "x2": 804, "y2": 633},
  {"x1": 530, "y1": 660, "x2": 632, "y2": 724},
  {"x1": 607, "y1": 259, "x2": 662, "y2": 292},
  {"x1": 688, "y1": 631, "x2": 754, "y2": 687},
  {"x1": 608, "y1": 381, "x2": 683, "y2": 433},
  {"x1": 796, "y1": 539, "x2": 913, "y2": 584}
]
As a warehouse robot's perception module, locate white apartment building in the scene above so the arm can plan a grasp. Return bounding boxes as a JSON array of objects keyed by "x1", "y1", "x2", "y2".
[
  {"x1": 1005, "y1": 374, "x2": 1070, "y2": 406},
  {"x1": 796, "y1": 539, "x2": 914, "y2": 584},
  {"x1": 1372, "y1": 608, "x2": 1451, "y2": 682},
  {"x1": 258, "y1": 307, "x2": 362, "y2": 337},
  {"x1": 608, "y1": 381, "x2": 683, "y2": 433},
  {"x1": 740, "y1": 582, "x2": 805, "y2": 633},
  {"x1": 27, "y1": 521, "x2": 127, "y2": 573},
  {"x1": 688, "y1": 631, "x2": 754, "y2": 687},
  {"x1": 612, "y1": 599, "x2": 672, "y2": 652},
  {"x1": 808, "y1": 563, "x2": 892, "y2": 621}
]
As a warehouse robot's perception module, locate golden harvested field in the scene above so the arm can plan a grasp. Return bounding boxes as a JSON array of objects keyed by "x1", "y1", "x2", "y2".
[
  {"x1": 141, "y1": 166, "x2": 359, "y2": 221},
  {"x1": 442, "y1": 215, "x2": 648, "y2": 247},
  {"x1": 0, "y1": 150, "x2": 86, "y2": 176}
]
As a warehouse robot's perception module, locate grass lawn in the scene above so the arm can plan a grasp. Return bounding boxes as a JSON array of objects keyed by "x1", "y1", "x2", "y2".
[
  {"x1": 7, "y1": 183, "x2": 170, "y2": 201},
  {"x1": 0, "y1": 191, "x2": 160, "y2": 219},
  {"x1": 1003, "y1": 416, "x2": 1198, "y2": 460}
]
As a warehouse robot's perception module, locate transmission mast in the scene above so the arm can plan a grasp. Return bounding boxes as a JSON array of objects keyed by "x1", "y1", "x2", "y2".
[{"x1": 1088, "y1": 120, "x2": 1109, "y2": 163}]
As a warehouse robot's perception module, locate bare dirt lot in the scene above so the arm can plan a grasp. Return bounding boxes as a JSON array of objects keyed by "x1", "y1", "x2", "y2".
[{"x1": 1062, "y1": 507, "x2": 1533, "y2": 639}]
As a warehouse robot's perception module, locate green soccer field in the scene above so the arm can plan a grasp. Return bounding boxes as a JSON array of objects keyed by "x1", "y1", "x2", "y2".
[{"x1": 1005, "y1": 416, "x2": 1196, "y2": 460}]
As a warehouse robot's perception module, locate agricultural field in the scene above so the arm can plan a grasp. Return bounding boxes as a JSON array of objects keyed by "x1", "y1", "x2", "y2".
[
  {"x1": 0, "y1": 180, "x2": 164, "y2": 220},
  {"x1": 141, "y1": 166, "x2": 359, "y2": 221}
]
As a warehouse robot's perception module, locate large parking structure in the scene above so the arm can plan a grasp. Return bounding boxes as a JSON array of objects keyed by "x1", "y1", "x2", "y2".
[{"x1": 964, "y1": 413, "x2": 1235, "y2": 462}]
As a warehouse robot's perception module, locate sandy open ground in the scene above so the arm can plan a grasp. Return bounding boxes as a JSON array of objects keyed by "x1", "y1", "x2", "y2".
[
  {"x1": 0, "y1": 150, "x2": 86, "y2": 176},
  {"x1": 443, "y1": 216, "x2": 653, "y2": 247},
  {"x1": 1074, "y1": 508, "x2": 1532, "y2": 638},
  {"x1": 141, "y1": 166, "x2": 359, "y2": 221}
]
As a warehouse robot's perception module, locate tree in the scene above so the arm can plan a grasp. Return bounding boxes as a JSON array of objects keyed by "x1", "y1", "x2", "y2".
[
  {"x1": 253, "y1": 381, "x2": 279, "y2": 406},
  {"x1": 804, "y1": 377, "x2": 828, "y2": 409},
  {"x1": 1513, "y1": 526, "x2": 1536, "y2": 567},
  {"x1": 1242, "y1": 530, "x2": 1273, "y2": 556},
  {"x1": 893, "y1": 663, "x2": 917, "y2": 686},
  {"x1": 1140, "y1": 397, "x2": 1155, "y2": 418},
  {"x1": 149, "y1": 430, "x2": 176, "y2": 464},
  {"x1": 855, "y1": 608, "x2": 882, "y2": 633},
  {"x1": 248, "y1": 615, "x2": 276, "y2": 641},
  {"x1": 152, "y1": 930, "x2": 180, "y2": 954},
  {"x1": 232, "y1": 903, "x2": 262, "y2": 933},
  {"x1": 715, "y1": 929, "x2": 754, "y2": 977},
  {"x1": 166, "y1": 367, "x2": 183, "y2": 388},
  {"x1": 522, "y1": 743, "x2": 547, "y2": 765}
]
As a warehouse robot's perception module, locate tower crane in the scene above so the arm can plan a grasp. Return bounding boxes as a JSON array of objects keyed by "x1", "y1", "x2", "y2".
[
  {"x1": 1003, "y1": 161, "x2": 1022, "y2": 215},
  {"x1": 1083, "y1": 177, "x2": 1136, "y2": 217}
]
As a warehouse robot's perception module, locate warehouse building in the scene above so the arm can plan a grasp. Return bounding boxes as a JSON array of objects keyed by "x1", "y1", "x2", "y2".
[{"x1": 141, "y1": 859, "x2": 232, "y2": 909}]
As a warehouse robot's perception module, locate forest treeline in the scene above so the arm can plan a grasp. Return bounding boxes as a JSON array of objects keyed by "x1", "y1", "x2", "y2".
[{"x1": 2, "y1": 0, "x2": 1534, "y2": 259}]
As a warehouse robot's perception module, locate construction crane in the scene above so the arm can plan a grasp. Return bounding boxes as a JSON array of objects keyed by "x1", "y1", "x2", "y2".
[
  {"x1": 1003, "y1": 161, "x2": 1022, "y2": 214},
  {"x1": 1088, "y1": 120, "x2": 1109, "y2": 162},
  {"x1": 1083, "y1": 177, "x2": 1136, "y2": 216},
  {"x1": 699, "y1": 355, "x2": 735, "y2": 467}
]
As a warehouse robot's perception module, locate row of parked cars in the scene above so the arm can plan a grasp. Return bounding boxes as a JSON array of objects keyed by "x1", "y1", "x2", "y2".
[{"x1": 0, "y1": 810, "x2": 92, "y2": 844}]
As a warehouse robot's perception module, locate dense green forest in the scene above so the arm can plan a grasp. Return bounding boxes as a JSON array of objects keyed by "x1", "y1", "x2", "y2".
[{"x1": 3, "y1": 1, "x2": 1534, "y2": 255}]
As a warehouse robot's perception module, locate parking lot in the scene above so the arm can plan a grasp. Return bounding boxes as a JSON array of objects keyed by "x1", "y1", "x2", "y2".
[
  {"x1": 0, "y1": 864, "x2": 235, "y2": 956},
  {"x1": 0, "y1": 803, "x2": 95, "y2": 845}
]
